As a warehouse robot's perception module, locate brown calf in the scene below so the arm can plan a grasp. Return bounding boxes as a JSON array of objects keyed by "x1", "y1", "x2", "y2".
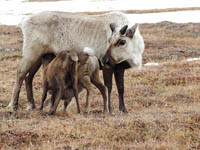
[
  {"x1": 74, "y1": 51, "x2": 108, "y2": 113},
  {"x1": 40, "y1": 49, "x2": 108, "y2": 114},
  {"x1": 40, "y1": 51, "x2": 80, "y2": 115}
]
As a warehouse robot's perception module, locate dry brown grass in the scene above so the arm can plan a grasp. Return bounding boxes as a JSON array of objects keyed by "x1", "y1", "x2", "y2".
[
  {"x1": 1, "y1": 53, "x2": 200, "y2": 149},
  {"x1": 0, "y1": 26, "x2": 23, "y2": 52},
  {"x1": 141, "y1": 22, "x2": 200, "y2": 63},
  {"x1": 1, "y1": 21, "x2": 200, "y2": 149}
]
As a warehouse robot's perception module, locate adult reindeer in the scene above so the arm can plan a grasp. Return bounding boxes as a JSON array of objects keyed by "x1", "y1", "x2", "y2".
[{"x1": 8, "y1": 11, "x2": 144, "y2": 113}]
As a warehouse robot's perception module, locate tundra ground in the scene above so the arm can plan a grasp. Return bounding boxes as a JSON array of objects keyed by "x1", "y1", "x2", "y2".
[{"x1": 0, "y1": 20, "x2": 200, "y2": 149}]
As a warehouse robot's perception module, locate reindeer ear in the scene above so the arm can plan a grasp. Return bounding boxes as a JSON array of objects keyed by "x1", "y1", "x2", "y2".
[
  {"x1": 126, "y1": 24, "x2": 138, "y2": 38},
  {"x1": 120, "y1": 25, "x2": 128, "y2": 35},
  {"x1": 110, "y1": 23, "x2": 116, "y2": 33}
]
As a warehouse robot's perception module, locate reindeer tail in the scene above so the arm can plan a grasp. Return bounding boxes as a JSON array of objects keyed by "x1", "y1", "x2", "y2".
[{"x1": 83, "y1": 47, "x2": 95, "y2": 56}]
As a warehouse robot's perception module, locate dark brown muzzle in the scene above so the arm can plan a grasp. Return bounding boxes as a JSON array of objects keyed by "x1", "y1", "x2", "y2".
[
  {"x1": 101, "y1": 50, "x2": 110, "y2": 66},
  {"x1": 101, "y1": 49, "x2": 116, "y2": 68}
]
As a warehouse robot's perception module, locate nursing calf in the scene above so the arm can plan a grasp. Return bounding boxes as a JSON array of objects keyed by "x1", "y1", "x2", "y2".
[
  {"x1": 40, "y1": 51, "x2": 80, "y2": 115},
  {"x1": 40, "y1": 48, "x2": 108, "y2": 115}
]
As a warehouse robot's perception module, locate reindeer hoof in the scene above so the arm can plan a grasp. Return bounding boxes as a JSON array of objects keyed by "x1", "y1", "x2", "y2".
[
  {"x1": 103, "y1": 109, "x2": 109, "y2": 114},
  {"x1": 39, "y1": 106, "x2": 43, "y2": 111},
  {"x1": 85, "y1": 108, "x2": 90, "y2": 114},
  {"x1": 7, "y1": 102, "x2": 13, "y2": 109},
  {"x1": 26, "y1": 105, "x2": 32, "y2": 111},
  {"x1": 12, "y1": 105, "x2": 19, "y2": 112},
  {"x1": 32, "y1": 105, "x2": 36, "y2": 109},
  {"x1": 48, "y1": 110, "x2": 55, "y2": 115},
  {"x1": 107, "y1": 108, "x2": 112, "y2": 114},
  {"x1": 119, "y1": 108, "x2": 128, "y2": 113}
]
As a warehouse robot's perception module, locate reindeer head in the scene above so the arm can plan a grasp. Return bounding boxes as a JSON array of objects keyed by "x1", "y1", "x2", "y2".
[{"x1": 102, "y1": 23, "x2": 144, "y2": 69}]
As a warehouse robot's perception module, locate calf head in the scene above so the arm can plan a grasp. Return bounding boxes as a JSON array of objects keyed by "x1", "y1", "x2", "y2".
[
  {"x1": 66, "y1": 51, "x2": 79, "y2": 77},
  {"x1": 55, "y1": 51, "x2": 79, "y2": 83},
  {"x1": 102, "y1": 23, "x2": 144, "y2": 69},
  {"x1": 78, "y1": 52, "x2": 90, "y2": 65},
  {"x1": 42, "y1": 53, "x2": 56, "y2": 68},
  {"x1": 62, "y1": 51, "x2": 79, "y2": 93}
]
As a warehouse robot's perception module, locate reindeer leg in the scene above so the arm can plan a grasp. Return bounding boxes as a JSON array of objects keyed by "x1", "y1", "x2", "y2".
[
  {"x1": 80, "y1": 76, "x2": 92, "y2": 113},
  {"x1": 70, "y1": 61, "x2": 80, "y2": 114},
  {"x1": 8, "y1": 42, "x2": 47, "y2": 111},
  {"x1": 50, "y1": 92, "x2": 56, "y2": 108},
  {"x1": 63, "y1": 99, "x2": 70, "y2": 112},
  {"x1": 63, "y1": 86, "x2": 84, "y2": 113},
  {"x1": 48, "y1": 88, "x2": 62, "y2": 115},
  {"x1": 25, "y1": 59, "x2": 42, "y2": 110},
  {"x1": 39, "y1": 81, "x2": 48, "y2": 111},
  {"x1": 8, "y1": 53, "x2": 42, "y2": 111},
  {"x1": 114, "y1": 69, "x2": 127, "y2": 113},
  {"x1": 85, "y1": 87, "x2": 91, "y2": 113},
  {"x1": 62, "y1": 89, "x2": 74, "y2": 112},
  {"x1": 91, "y1": 70, "x2": 108, "y2": 113},
  {"x1": 73, "y1": 87, "x2": 80, "y2": 114},
  {"x1": 102, "y1": 67, "x2": 113, "y2": 113}
]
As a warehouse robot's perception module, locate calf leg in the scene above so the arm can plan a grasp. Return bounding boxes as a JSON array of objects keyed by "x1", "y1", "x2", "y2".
[
  {"x1": 63, "y1": 99, "x2": 70, "y2": 112},
  {"x1": 48, "y1": 88, "x2": 62, "y2": 115},
  {"x1": 102, "y1": 67, "x2": 113, "y2": 113},
  {"x1": 80, "y1": 76, "x2": 92, "y2": 113},
  {"x1": 91, "y1": 71, "x2": 108, "y2": 113},
  {"x1": 70, "y1": 61, "x2": 80, "y2": 113},
  {"x1": 50, "y1": 92, "x2": 56, "y2": 108},
  {"x1": 39, "y1": 81, "x2": 48, "y2": 111},
  {"x1": 114, "y1": 69, "x2": 127, "y2": 113},
  {"x1": 63, "y1": 86, "x2": 84, "y2": 113},
  {"x1": 62, "y1": 89, "x2": 74, "y2": 112},
  {"x1": 25, "y1": 59, "x2": 42, "y2": 110}
]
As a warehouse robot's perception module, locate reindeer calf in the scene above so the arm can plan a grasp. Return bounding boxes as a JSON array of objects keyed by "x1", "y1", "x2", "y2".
[
  {"x1": 75, "y1": 47, "x2": 108, "y2": 113},
  {"x1": 40, "y1": 51, "x2": 80, "y2": 115},
  {"x1": 40, "y1": 48, "x2": 108, "y2": 115}
]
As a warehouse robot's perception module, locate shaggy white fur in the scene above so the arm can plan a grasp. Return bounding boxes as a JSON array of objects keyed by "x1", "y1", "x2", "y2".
[{"x1": 83, "y1": 47, "x2": 95, "y2": 56}]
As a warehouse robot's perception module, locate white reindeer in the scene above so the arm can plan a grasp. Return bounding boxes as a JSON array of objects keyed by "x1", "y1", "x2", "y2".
[{"x1": 8, "y1": 11, "x2": 144, "y2": 113}]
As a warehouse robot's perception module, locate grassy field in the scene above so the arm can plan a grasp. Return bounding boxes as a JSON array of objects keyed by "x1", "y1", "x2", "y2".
[{"x1": 0, "y1": 16, "x2": 200, "y2": 149}]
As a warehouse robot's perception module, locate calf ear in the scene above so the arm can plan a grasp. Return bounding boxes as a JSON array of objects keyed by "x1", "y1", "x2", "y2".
[
  {"x1": 126, "y1": 24, "x2": 138, "y2": 38},
  {"x1": 70, "y1": 54, "x2": 78, "y2": 62},
  {"x1": 120, "y1": 25, "x2": 128, "y2": 35},
  {"x1": 110, "y1": 23, "x2": 116, "y2": 33}
]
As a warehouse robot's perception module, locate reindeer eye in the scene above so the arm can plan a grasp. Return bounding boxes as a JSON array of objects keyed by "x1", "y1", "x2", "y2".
[{"x1": 119, "y1": 40, "x2": 126, "y2": 46}]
